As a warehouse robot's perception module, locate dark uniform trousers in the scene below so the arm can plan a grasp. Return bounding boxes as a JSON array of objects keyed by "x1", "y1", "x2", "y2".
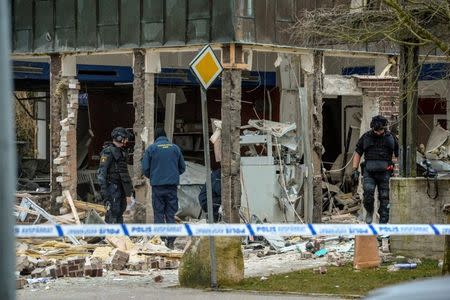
[
  {"x1": 363, "y1": 171, "x2": 390, "y2": 224},
  {"x1": 152, "y1": 185, "x2": 178, "y2": 244},
  {"x1": 104, "y1": 183, "x2": 127, "y2": 224}
]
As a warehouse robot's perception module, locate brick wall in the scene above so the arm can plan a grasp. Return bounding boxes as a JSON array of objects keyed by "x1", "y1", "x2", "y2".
[
  {"x1": 54, "y1": 78, "x2": 79, "y2": 209},
  {"x1": 356, "y1": 76, "x2": 400, "y2": 125}
]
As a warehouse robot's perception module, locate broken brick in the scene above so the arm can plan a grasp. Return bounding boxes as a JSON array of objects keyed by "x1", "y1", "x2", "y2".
[{"x1": 16, "y1": 277, "x2": 27, "y2": 290}]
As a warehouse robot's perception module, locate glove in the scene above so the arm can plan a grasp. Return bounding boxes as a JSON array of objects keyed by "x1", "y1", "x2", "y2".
[
  {"x1": 100, "y1": 189, "x2": 110, "y2": 204},
  {"x1": 126, "y1": 196, "x2": 136, "y2": 211},
  {"x1": 351, "y1": 169, "x2": 360, "y2": 185},
  {"x1": 387, "y1": 164, "x2": 394, "y2": 173}
]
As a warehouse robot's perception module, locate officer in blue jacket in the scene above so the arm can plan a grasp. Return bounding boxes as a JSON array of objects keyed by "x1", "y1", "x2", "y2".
[{"x1": 142, "y1": 128, "x2": 186, "y2": 249}]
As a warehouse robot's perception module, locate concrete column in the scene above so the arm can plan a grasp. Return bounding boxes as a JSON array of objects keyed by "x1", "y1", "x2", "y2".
[
  {"x1": 302, "y1": 51, "x2": 324, "y2": 223},
  {"x1": 132, "y1": 49, "x2": 147, "y2": 223},
  {"x1": 277, "y1": 53, "x2": 303, "y2": 216},
  {"x1": 221, "y1": 69, "x2": 242, "y2": 223},
  {"x1": 133, "y1": 49, "x2": 160, "y2": 223},
  {"x1": 277, "y1": 54, "x2": 299, "y2": 124},
  {"x1": 49, "y1": 54, "x2": 62, "y2": 212}
]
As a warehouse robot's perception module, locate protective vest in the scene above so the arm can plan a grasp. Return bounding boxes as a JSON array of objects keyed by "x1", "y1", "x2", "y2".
[
  {"x1": 98, "y1": 144, "x2": 133, "y2": 197},
  {"x1": 361, "y1": 131, "x2": 395, "y2": 161}
]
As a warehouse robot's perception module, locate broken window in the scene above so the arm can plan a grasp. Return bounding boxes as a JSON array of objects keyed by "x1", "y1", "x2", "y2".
[{"x1": 15, "y1": 91, "x2": 50, "y2": 192}]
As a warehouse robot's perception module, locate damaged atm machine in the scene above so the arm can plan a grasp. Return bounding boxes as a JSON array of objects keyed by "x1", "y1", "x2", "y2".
[{"x1": 209, "y1": 119, "x2": 304, "y2": 223}]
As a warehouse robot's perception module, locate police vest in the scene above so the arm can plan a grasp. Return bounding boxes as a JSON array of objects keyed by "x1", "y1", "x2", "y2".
[
  {"x1": 362, "y1": 131, "x2": 395, "y2": 161},
  {"x1": 106, "y1": 146, "x2": 129, "y2": 184}
]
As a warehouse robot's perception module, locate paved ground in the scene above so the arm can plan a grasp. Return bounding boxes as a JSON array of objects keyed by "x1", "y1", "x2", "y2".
[
  {"x1": 18, "y1": 286, "x2": 338, "y2": 300},
  {"x1": 16, "y1": 271, "x2": 339, "y2": 300}
]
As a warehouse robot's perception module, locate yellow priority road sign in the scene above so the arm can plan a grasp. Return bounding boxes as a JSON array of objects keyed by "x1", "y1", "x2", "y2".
[{"x1": 189, "y1": 45, "x2": 223, "y2": 90}]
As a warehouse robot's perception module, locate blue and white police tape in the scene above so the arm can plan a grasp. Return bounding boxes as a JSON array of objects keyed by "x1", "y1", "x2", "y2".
[{"x1": 14, "y1": 223, "x2": 450, "y2": 238}]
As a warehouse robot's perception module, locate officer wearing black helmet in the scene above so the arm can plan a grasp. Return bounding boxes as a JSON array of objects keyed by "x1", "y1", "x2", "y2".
[
  {"x1": 352, "y1": 115, "x2": 399, "y2": 224},
  {"x1": 97, "y1": 127, "x2": 134, "y2": 223}
]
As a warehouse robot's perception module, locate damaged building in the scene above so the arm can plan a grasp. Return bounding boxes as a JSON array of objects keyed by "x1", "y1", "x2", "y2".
[{"x1": 11, "y1": 0, "x2": 450, "y2": 232}]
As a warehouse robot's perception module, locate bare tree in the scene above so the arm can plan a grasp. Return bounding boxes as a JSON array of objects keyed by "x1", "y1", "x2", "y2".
[{"x1": 290, "y1": 0, "x2": 450, "y2": 55}]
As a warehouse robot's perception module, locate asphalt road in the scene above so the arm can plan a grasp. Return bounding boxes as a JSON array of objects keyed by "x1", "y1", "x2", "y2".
[{"x1": 18, "y1": 286, "x2": 338, "y2": 300}]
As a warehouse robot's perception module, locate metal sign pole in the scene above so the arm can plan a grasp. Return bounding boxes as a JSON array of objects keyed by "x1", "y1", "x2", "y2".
[
  {"x1": 200, "y1": 87, "x2": 218, "y2": 288},
  {"x1": 0, "y1": 0, "x2": 16, "y2": 299}
]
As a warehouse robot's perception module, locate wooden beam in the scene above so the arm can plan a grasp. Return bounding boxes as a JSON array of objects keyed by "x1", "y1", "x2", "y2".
[
  {"x1": 221, "y1": 44, "x2": 250, "y2": 70},
  {"x1": 164, "y1": 93, "x2": 176, "y2": 142},
  {"x1": 72, "y1": 199, "x2": 106, "y2": 214},
  {"x1": 64, "y1": 190, "x2": 80, "y2": 225}
]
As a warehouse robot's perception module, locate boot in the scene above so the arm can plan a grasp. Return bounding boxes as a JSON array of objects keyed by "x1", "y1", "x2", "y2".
[{"x1": 365, "y1": 212, "x2": 373, "y2": 224}]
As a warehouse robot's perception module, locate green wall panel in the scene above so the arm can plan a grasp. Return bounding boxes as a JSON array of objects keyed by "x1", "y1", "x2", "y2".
[
  {"x1": 98, "y1": 0, "x2": 118, "y2": 48},
  {"x1": 142, "y1": 0, "x2": 164, "y2": 22},
  {"x1": 142, "y1": 23, "x2": 164, "y2": 46},
  {"x1": 187, "y1": 19, "x2": 210, "y2": 43},
  {"x1": 12, "y1": 0, "x2": 237, "y2": 53},
  {"x1": 120, "y1": 0, "x2": 141, "y2": 46},
  {"x1": 255, "y1": 0, "x2": 275, "y2": 44},
  {"x1": 77, "y1": 0, "x2": 97, "y2": 49},
  {"x1": 55, "y1": 0, "x2": 76, "y2": 50},
  {"x1": 211, "y1": 0, "x2": 234, "y2": 42},
  {"x1": 13, "y1": 0, "x2": 33, "y2": 52},
  {"x1": 188, "y1": 0, "x2": 210, "y2": 19},
  {"x1": 165, "y1": 0, "x2": 187, "y2": 45},
  {"x1": 14, "y1": 0, "x2": 33, "y2": 30},
  {"x1": 34, "y1": 0, "x2": 54, "y2": 52},
  {"x1": 98, "y1": 0, "x2": 118, "y2": 25},
  {"x1": 56, "y1": 0, "x2": 75, "y2": 28}
]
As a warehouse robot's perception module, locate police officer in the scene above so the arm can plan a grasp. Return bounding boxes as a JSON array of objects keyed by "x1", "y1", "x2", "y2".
[
  {"x1": 142, "y1": 128, "x2": 186, "y2": 249},
  {"x1": 352, "y1": 115, "x2": 398, "y2": 224},
  {"x1": 97, "y1": 127, "x2": 134, "y2": 224},
  {"x1": 198, "y1": 168, "x2": 221, "y2": 222}
]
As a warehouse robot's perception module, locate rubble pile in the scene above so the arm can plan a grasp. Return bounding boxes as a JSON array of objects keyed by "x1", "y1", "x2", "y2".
[{"x1": 15, "y1": 235, "x2": 183, "y2": 290}]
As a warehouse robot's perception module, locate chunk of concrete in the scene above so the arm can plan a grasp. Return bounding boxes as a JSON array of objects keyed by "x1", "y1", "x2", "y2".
[{"x1": 178, "y1": 237, "x2": 244, "y2": 287}]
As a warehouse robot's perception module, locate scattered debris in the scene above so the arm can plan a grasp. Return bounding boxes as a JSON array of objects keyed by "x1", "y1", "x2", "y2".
[
  {"x1": 381, "y1": 237, "x2": 390, "y2": 253},
  {"x1": 314, "y1": 249, "x2": 328, "y2": 257},
  {"x1": 313, "y1": 266, "x2": 328, "y2": 274}
]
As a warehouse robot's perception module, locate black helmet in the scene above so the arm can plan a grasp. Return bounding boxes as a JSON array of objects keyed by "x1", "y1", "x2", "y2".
[
  {"x1": 370, "y1": 115, "x2": 388, "y2": 131},
  {"x1": 111, "y1": 127, "x2": 129, "y2": 142}
]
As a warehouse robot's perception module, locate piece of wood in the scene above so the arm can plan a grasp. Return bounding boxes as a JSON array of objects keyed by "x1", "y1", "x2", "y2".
[
  {"x1": 138, "y1": 251, "x2": 183, "y2": 259},
  {"x1": 72, "y1": 200, "x2": 106, "y2": 214},
  {"x1": 64, "y1": 190, "x2": 80, "y2": 225},
  {"x1": 164, "y1": 92, "x2": 176, "y2": 142},
  {"x1": 118, "y1": 271, "x2": 148, "y2": 276}
]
